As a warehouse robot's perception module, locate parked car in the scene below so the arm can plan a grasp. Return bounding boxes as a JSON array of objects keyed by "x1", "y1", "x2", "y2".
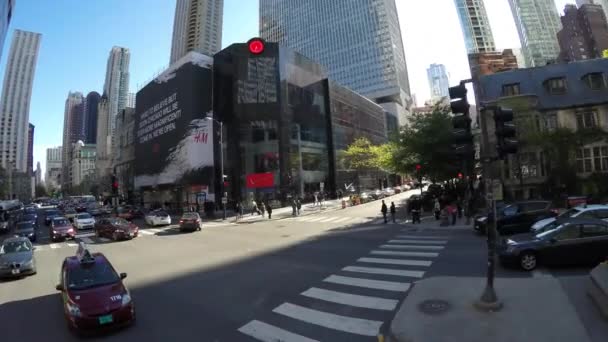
[
  {"x1": 144, "y1": 210, "x2": 171, "y2": 227},
  {"x1": 498, "y1": 218, "x2": 608, "y2": 271},
  {"x1": 50, "y1": 217, "x2": 76, "y2": 242},
  {"x1": 116, "y1": 207, "x2": 135, "y2": 221},
  {"x1": 74, "y1": 213, "x2": 96, "y2": 231},
  {"x1": 360, "y1": 191, "x2": 373, "y2": 203},
  {"x1": 373, "y1": 189, "x2": 385, "y2": 199},
  {"x1": 178, "y1": 212, "x2": 202, "y2": 232},
  {"x1": 393, "y1": 186, "x2": 402, "y2": 194},
  {"x1": 474, "y1": 201, "x2": 558, "y2": 235},
  {"x1": 14, "y1": 221, "x2": 36, "y2": 242},
  {"x1": 531, "y1": 205, "x2": 608, "y2": 232},
  {"x1": 94, "y1": 217, "x2": 139, "y2": 241},
  {"x1": 0, "y1": 236, "x2": 36, "y2": 278},
  {"x1": 383, "y1": 188, "x2": 396, "y2": 197}
]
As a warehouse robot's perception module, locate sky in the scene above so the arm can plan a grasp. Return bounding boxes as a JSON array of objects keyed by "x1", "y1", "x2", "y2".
[{"x1": 0, "y1": 0, "x2": 575, "y2": 177}]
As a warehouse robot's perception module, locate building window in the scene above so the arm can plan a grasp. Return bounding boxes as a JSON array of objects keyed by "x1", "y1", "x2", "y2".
[
  {"x1": 577, "y1": 146, "x2": 608, "y2": 173},
  {"x1": 576, "y1": 111, "x2": 597, "y2": 129},
  {"x1": 502, "y1": 83, "x2": 520, "y2": 96},
  {"x1": 543, "y1": 112, "x2": 558, "y2": 131},
  {"x1": 582, "y1": 73, "x2": 606, "y2": 90},
  {"x1": 544, "y1": 77, "x2": 567, "y2": 94}
]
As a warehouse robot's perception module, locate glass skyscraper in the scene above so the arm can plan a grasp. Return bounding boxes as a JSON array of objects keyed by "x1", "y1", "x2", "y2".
[
  {"x1": 427, "y1": 63, "x2": 450, "y2": 100},
  {"x1": 454, "y1": 0, "x2": 496, "y2": 54},
  {"x1": 259, "y1": 0, "x2": 412, "y2": 125}
]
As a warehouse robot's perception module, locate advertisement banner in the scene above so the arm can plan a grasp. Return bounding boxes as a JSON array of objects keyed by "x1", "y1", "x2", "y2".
[
  {"x1": 134, "y1": 53, "x2": 215, "y2": 190},
  {"x1": 246, "y1": 172, "x2": 274, "y2": 189}
]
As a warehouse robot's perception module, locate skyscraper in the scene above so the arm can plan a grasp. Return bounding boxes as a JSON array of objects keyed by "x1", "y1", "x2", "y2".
[
  {"x1": 558, "y1": 3, "x2": 608, "y2": 62},
  {"x1": 61, "y1": 92, "x2": 84, "y2": 189},
  {"x1": 27, "y1": 123, "x2": 33, "y2": 174},
  {"x1": 127, "y1": 92, "x2": 135, "y2": 108},
  {"x1": 577, "y1": 0, "x2": 608, "y2": 23},
  {"x1": 35, "y1": 161, "x2": 41, "y2": 186},
  {"x1": 45, "y1": 146, "x2": 62, "y2": 189},
  {"x1": 84, "y1": 91, "x2": 100, "y2": 144},
  {"x1": 0, "y1": 0, "x2": 14, "y2": 62},
  {"x1": 170, "y1": 0, "x2": 224, "y2": 64},
  {"x1": 260, "y1": 0, "x2": 412, "y2": 124},
  {"x1": 95, "y1": 95, "x2": 112, "y2": 179},
  {"x1": 0, "y1": 30, "x2": 42, "y2": 173},
  {"x1": 508, "y1": 0, "x2": 562, "y2": 67},
  {"x1": 103, "y1": 46, "x2": 130, "y2": 144},
  {"x1": 427, "y1": 64, "x2": 450, "y2": 101},
  {"x1": 454, "y1": 0, "x2": 496, "y2": 53}
]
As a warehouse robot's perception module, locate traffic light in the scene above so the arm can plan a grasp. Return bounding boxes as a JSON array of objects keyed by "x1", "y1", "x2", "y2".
[
  {"x1": 415, "y1": 164, "x2": 422, "y2": 183},
  {"x1": 449, "y1": 84, "x2": 474, "y2": 158},
  {"x1": 458, "y1": 172, "x2": 464, "y2": 179},
  {"x1": 494, "y1": 107, "x2": 518, "y2": 159}
]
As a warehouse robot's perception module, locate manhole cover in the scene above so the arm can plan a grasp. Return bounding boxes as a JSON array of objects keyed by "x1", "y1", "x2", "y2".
[{"x1": 418, "y1": 299, "x2": 450, "y2": 315}]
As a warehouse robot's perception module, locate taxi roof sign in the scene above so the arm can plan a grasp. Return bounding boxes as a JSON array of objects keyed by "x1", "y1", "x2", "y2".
[{"x1": 76, "y1": 242, "x2": 95, "y2": 264}]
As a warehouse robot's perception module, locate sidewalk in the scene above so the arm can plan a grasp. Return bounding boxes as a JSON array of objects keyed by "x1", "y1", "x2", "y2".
[
  {"x1": 403, "y1": 214, "x2": 472, "y2": 230},
  {"x1": 235, "y1": 198, "x2": 344, "y2": 223}
]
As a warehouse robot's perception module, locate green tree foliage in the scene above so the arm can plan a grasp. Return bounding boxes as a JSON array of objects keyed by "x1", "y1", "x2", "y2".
[{"x1": 341, "y1": 137, "x2": 378, "y2": 171}]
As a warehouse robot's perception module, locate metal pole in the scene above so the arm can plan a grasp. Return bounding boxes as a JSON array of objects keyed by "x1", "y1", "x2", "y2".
[{"x1": 220, "y1": 120, "x2": 226, "y2": 220}]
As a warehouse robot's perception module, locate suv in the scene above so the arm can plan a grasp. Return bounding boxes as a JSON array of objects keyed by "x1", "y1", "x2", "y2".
[{"x1": 474, "y1": 201, "x2": 558, "y2": 235}]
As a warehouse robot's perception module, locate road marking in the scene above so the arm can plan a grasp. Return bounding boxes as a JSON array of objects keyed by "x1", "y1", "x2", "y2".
[
  {"x1": 147, "y1": 228, "x2": 162, "y2": 233},
  {"x1": 49, "y1": 244, "x2": 60, "y2": 249},
  {"x1": 98, "y1": 237, "x2": 110, "y2": 242},
  {"x1": 388, "y1": 239, "x2": 447, "y2": 244},
  {"x1": 301, "y1": 287, "x2": 398, "y2": 311},
  {"x1": 80, "y1": 237, "x2": 94, "y2": 244},
  {"x1": 33, "y1": 245, "x2": 45, "y2": 251},
  {"x1": 273, "y1": 302, "x2": 383, "y2": 337},
  {"x1": 380, "y1": 244, "x2": 444, "y2": 251},
  {"x1": 333, "y1": 217, "x2": 352, "y2": 223},
  {"x1": 342, "y1": 266, "x2": 425, "y2": 278},
  {"x1": 371, "y1": 250, "x2": 439, "y2": 258},
  {"x1": 358, "y1": 257, "x2": 432, "y2": 267},
  {"x1": 319, "y1": 217, "x2": 340, "y2": 222},
  {"x1": 396, "y1": 235, "x2": 448, "y2": 239},
  {"x1": 75, "y1": 232, "x2": 95, "y2": 238},
  {"x1": 297, "y1": 216, "x2": 318, "y2": 222},
  {"x1": 323, "y1": 275, "x2": 410, "y2": 292},
  {"x1": 306, "y1": 217, "x2": 327, "y2": 222},
  {"x1": 238, "y1": 320, "x2": 318, "y2": 342},
  {"x1": 66, "y1": 243, "x2": 78, "y2": 247},
  {"x1": 138, "y1": 230, "x2": 155, "y2": 235}
]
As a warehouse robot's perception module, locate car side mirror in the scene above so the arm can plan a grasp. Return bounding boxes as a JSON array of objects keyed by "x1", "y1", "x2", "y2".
[
  {"x1": 120, "y1": 272, "x2": 127, "y2": 279},
  {"x1": 55, "y1": 284, "x2": 64, "y2": 291}
]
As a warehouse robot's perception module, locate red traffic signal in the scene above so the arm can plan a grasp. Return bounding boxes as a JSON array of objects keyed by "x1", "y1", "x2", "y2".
[
  {"x1": 415, "y1": 164, "x2": 421, "y2": 171},
  {"x1": 457, "y1": 172, "x2": 463, "y2": 179},
  {"x1": 248, "y1": 38, "x2": 265, "y2": 55}
]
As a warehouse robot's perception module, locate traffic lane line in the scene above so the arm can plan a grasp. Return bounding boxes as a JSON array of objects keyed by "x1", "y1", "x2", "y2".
[{"x1": 388, "y1": 239, "x2": 447, "y2": 244}]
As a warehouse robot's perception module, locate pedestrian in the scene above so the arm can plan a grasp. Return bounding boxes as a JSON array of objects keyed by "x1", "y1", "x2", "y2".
[
  {"x1": 296, "y1": 198, "x2": 302, "y2": 216},
  {"x1": 434, "y1": 198, "x2": 441, "y2": 220},
  {"x1": 409, "y1": 196, "x2": 422, "y2": 224},
  {"x1": 457, "y1": 197, "x2": 463, "y2": 218},
  {"x1": 390, "y1": 202, "x2": 396, "y2": 223},
  {"x1": 313, "y1": 192, "x2": 319, "y2": 206},
  {"x1": 260, "y1": 202, "x2": 266, "y2": 218},
  {"x1": 266, "y1": 202, "x2": 272, "y2": 219},
  {"x1": 292, "y1": 199, "x2": 297, "y2": 216},
  {"x1": 381, "y1": 200, "x2": 388, "y2": 223},
  {"x1": 235, "y1": 201, "x2": 241, "y2": 221},
  {"x1": 449, "y1": 202, "x2": 457, "y2": 225},
  {"x1": 251, "y1": 200, "x2": 259, "y2": 216}
]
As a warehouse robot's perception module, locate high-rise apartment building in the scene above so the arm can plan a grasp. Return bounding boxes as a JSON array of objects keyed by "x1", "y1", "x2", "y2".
[
  {"x1": 45, "y1": 146, "x2": 62, "y2": 189},
  {"x1": 0, "y1": 0, "x2": 14, "y2": 62},
  {"x1": 454, "y1": 0, "x2": 496, "y2": 54},
  {"x1": 84, "y1": 91, "x2": 100, "y2": 144},
  {"x1": 0, "y1": 30, "x2": 42, "y2": 173},
  {"x1": 508, "y1": 0, "x2": 562, "y2": 67},
  {"x1": 61, "y1": 92, "x2": 85, "y2": 189},
  {"x1": 127, "y1": 92, "x2": 135, "y2": 108},
  {"x1": 102, "y1": 46, "x2": 130, "y2": 145},
  {"x1": 170, "y1": 0, "x2": 223, "y2": 64},
  {"x1": 427, "y1": 64, "x2": 450, "y2": 101},
  {"x1": 558, "y1": 4, "x2": 608, "y2": 62},
  {"x1": 27, "y1": 123, "x2": 33, "y2": 174},
  {"x1": 577, "y1": 0, "x2": 608, "y2": 23},
  {"x1": 260, "y1": 0, "x2": 412, "y2": 124}
]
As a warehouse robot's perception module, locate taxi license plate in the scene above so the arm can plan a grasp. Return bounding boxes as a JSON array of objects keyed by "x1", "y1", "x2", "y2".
[
  {"x1": 11, "y1": 269, "x2": 20, "y2": 275},
  {"x1": 98, "y1": 314, "x2": 113, "y2": 325}
]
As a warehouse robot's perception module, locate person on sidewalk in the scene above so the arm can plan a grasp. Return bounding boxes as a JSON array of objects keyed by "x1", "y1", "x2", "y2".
[
  {"x1": 235, "y1": 201, "x2": 242, "y2": 221},
  {"x1": 409, "y1": 197, "x2": 422, "y2": 224},
  {"x1": 291, "y1": 199, "x2": 297, "y2": 217},
  {"x1": 266, "y1": 202, "x2": 272, "y2": 219},
  {"x1": 260, "y1": 202, "x2": 266, "y2": 218},
  {"x1": 313, "y1": 191, "x2": 319, "y2": 206},
  {"x1": 449, "y1": 202, "x2": 457, "y2": 225},
  {"x1": 434, "y1": 198, "x2": 441, "y2": 220},
  {"x1": 390, "y1": 202, "x2": 396, "y2": 223},
  {"x1": 251, "y1": 200, "x2": 259, "y2": 216},
  {"x1": 381, "y1": 200, "x2": 388, "y2": 223},
  {"x1": 296, "y1": 199, "x2": 302, "y2": 216}
]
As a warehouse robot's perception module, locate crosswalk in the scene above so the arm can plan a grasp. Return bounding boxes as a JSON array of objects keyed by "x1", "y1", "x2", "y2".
[
  {"x1": 237, "y1": 233, "x2": 449, "y2": 341},
  {"x1": 289, "y1": 215, "x2": 389, "y2": 225}
]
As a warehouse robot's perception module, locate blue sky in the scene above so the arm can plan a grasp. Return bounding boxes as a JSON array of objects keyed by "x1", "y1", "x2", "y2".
[{"x1": 1, "y1": 0, "x2": 572, "y2": 175}]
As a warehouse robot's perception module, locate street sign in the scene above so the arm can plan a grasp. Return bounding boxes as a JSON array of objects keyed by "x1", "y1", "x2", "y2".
[{"x1": 222, "y1": 197, "x2": 228, "y2": 204}]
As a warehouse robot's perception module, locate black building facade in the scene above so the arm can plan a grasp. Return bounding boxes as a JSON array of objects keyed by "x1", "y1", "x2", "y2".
[{"x1": 84, "y1": 91, "x2": 100, "y2": 144}]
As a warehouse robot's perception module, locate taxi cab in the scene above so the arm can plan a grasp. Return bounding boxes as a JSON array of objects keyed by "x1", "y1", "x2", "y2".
[{"x1": 55, "y1": 243, "x2": 135, "y2": 333}]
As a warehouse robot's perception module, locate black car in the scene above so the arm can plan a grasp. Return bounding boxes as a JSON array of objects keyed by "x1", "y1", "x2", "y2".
[
  {"x1": 498, "y1": 218, "x2": 608, "y2": 271},
  {"x1": 44, "y1": 209, "x2": 61, "y2": 225},
  {"x1": 24, "y1": 206, "x2": 37, "y2": 218},
  {"x1": 21, "y1": 213, "x2": 38, "y2": 228},
  {"x1": 14, "y1": 221, "x2": 37, "y2": 242},
  {"x1": 474, "y1": 201, "x2": 558, "y2": 235}
]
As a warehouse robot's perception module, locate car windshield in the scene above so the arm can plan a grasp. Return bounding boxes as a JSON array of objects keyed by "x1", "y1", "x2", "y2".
[
  {"x1": 109, "y1": 218, "x2": 129, "y2": 225},
  {"x1": 67, "y1": 261, "x2": 120, "y2": 290},
  {"x1": 558, "y1": 208, "x2": 581, "y2": 219},
  {"x1": 155, "y1": 211, "x2": 169, "y2": 216},
  {"x1": 53, "y1": 219, "x2": 70, "y2": 226},
  {"x1": 501, "y1": 205, "x2": 518, "y2": 216},
  {"x1": 76, "y1": 213, "x2": 92, "y2": 219},
  {"x1": 46, "y1": 210, "x2": 59, "y2": 216},
  {"x1": 1, "y1": 240, "x2": 32, "y2": 253},
  {"x1": 182, "y1": 213, "x2": 199, "y2": 219},
  {"x1": 16, "y1": 222, "x2": 34, "y2": 230}
]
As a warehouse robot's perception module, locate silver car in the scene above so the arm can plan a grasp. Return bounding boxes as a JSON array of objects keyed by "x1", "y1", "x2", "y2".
[{"x1": 0, "y1": 236, "x2": 36, "y2": 278}]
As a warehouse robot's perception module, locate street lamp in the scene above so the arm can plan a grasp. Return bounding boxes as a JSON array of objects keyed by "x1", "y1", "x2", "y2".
[{"x1": 205, "y1": 116, "x2": 226, "y2": 220}]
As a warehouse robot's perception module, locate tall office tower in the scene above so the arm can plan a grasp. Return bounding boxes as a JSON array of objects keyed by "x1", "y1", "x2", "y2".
[
  {"x1": 35, "y1": 161, "x2": 41, "y2": 186},
  {"x1": 577, "y1": 0, "x2": 608, "y2": 23},
  {"x1": 45, "y1": 146, "x2": 62, "y2": 188},
  {"x1": 454, "y1": 0, "x2": 496, "y2": 53},
  {"x1": 103, "y1": 46, "x2": 130, "y2": 145},
  {"x1": 0, "y1": 30, "x2": 42, "y2": 172},
  {"x1": 260, "y1": 0, "x2": 412, "y2": 125},
  {"x1": 170, "y1": 0, "x2": 224, "y2": 64},
  {"x1": 95, "y1": 95, "x2": 112, "y2": 179},
  {"x1": 427, "y1": 63, "x2": 450, "y2": 101},
  {"x1": 127, "y1": 92, "x2": 135, "y2": 108},
  {"x1": 0, "y1": 0, "x2": 14, "y2": 62},
  {"x1": 27, "y1": 123, "x2": 33, "y2": 173},
  {"x1": 558, "y1": 3, "x2": 608, "y2": 62},
  {"x1": 84, "y1": 91, "x2": 100, "y2": 144},
  {"x1": 508, "y1": 0, "x2": 562, "y2": 67},
  {"x1": 61, "y1": 92, "x2": 84, "y2": 189}
]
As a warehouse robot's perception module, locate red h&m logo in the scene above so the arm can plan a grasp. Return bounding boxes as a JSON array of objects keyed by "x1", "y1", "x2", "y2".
[
  {"x1": 194, "y1": 131, "x2": 208, "y2": 143},
  {"x1": 246, "y1": 173, "x2": 274, "y2": 189}
]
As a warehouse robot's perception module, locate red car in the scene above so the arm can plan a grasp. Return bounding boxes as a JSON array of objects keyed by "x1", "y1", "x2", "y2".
[
  {"x1": 50, "y1": 217, "x2": 76, "y2": 242},
  {"x1": 94, "y1": 217, "x2": 139, "y2": 241},
  {"x1": 56, "y1": 245, "x2": 135, "y2": 333}
]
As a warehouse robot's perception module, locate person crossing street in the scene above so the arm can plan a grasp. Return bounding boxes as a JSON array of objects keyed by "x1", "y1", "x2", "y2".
[
  {"x1": 381, "y1": 200, "x2": 388, "y2": 224},
  {"x1": 390, "y1": 202, "x2": 396, "y2": 223}
]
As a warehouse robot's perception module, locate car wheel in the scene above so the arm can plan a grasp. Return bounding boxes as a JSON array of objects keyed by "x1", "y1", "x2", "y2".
[{"x1": 520, "y1": 252, "x2": 537, "y2": 271}]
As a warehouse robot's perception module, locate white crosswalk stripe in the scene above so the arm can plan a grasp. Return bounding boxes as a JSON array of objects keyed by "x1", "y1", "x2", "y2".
[
  {"x1": 273, "y1": 303, "x2": 383, "y2": 337},
  {"x1": 238, "y1": 320, "x2": 319, "y2": 342},
  {"x1": 75, "y1": 232, "x2": 95, "y2": 238},
  {"x1": 323, "y1": 275, "x2": 411, "y2": 292},
  {"x1": 380, "y1": 244, "x2": 444, "y2": 251},
  {"x1": 66, "y1": 243, "x2": 78, "y2": 247},
  {"x1": 371, "y1": 250, "x2": 439, "y2": 258},
  {"x1": 148, "y1": 228, "x2": 162, "y2": 233},
  {"x1": 396, "y1": 234, "x2": 448, "y2": 239},
  {"x1": 342, "y1": 266, "x2": 425, "y2": 278},
  {"x1": 80, "y1": 237, "x2": 94, "y2": 244},
  {"x1": 301, "y1": 287, "x2": 398, "y2": 311},
  {"x1": 138, "y1": 230, "x2": 155, "y2": 235},
  {"x1": 306, "y1": 217, "x2": 327, "y2": 222},
  {"x1": 388, "y1": 239, "x2": 447, "y2": 244},
  {"x1": 332, "y1": 217, "x2": 352, "y2": 223},
  {"x1": 318, "y1": 217, "x2": 340, "y2": 222},
  {"x1": 296, "y1": 216, "x2": 317, "y2": 222},
  {"x1": 49, "y1": 244, "x2": 60, "y2": 249},
  {"x1": 357, "y1": 257, "x2": 432, "y2": 267}
]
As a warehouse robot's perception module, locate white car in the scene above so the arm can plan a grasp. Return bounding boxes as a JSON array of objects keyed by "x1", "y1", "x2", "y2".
[
  {"x1": 531, "y1": 204, "x2": 608, "y2": 231},
  {"x1": 145, "y1": 210, "x2": 171, "y2": 227},
  {"x1": 73, "y1": 213, "x2": 95, "y2": 230}
]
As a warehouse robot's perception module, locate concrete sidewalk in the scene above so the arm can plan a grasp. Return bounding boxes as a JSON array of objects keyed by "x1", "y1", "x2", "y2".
[{"x1": 235, "y1": 198, "x2": 344, "y2": 223}]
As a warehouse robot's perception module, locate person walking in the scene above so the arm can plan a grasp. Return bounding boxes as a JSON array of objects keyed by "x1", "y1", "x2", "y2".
[
  {"x1": 296, "y1": 198, "x2": 302, "y2": 216},
  {"x1": 260, "y1": 202, "x2": 266, "y2": 218},
  {"x1": 251, "y1": 200, "x2": 259, "y2": 216},
  {"x1": 235, "y1": 201, "x2": 241, "y2": 221},
  {"x1": 434, "y1": 198, "x2": 441, "y2": 220},
  {"x1": 390, "y1": 202, "x2": 396, "y2": 223},
  {"x1": 381, "y1": 200, "x2": 388, "y2": 223},
  {"x1": 291, "y1": 199, "x2": 297, "y2": 216},
  {"x1": 409, "y1": 197, "x2": 422, "y2": 224},
  {"x1": 449, "y1": 202, "x2": 457, "y2": 226},
  {"x1": 266, "y1": 202, "x2": 273, "y2": 219}
]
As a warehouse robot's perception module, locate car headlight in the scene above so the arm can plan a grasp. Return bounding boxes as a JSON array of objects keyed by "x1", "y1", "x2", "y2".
[
  {"x1": 28, "y1": 232, "x2": 34, "y2": 237},
  {"x1": 66, "y1": 302, "x2": 81, "y2": 317},
  {"x1": 506, "y1": 239, "x2": 516, "y2": 245},
  {"x1": 121, "y1": 292, "x2": 132, "y2": 306},
  {"x1": 478, "y1": 217, "x2": 487, "y2": 223}
]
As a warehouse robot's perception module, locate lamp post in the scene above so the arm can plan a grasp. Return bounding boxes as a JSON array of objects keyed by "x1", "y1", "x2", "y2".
[{"x1": 205, "y1": 116, "x2": 225, "y2": 220}]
